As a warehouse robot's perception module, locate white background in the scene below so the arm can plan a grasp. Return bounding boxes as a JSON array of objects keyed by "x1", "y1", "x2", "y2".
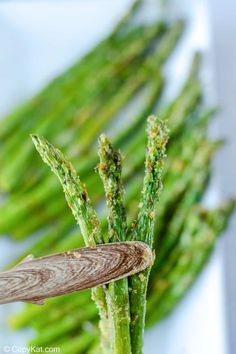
[{"x1": 0, "y1": 1, "x2": 235, "y2": 353}]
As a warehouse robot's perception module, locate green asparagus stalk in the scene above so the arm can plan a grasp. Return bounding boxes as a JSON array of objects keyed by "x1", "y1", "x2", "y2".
[
  {"x1": 31, "y1": 135, "x2": 110, "y2": 353},
  {"x1": 31, "y1": 136, "x2": 104, "y2": 246},
  {"x1": 97, "y1": 135, "x2": 131, "y2": 354},
  {"x1": 0, "y1": 66, "x2": 138, "y2": 191},
  {"x1": 129, "y1": 116, "x2": 168, "y2": 354}
]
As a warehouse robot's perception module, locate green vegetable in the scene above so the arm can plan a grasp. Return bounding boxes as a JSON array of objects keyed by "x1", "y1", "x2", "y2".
[
  {"x1": 98, "y1": 135, "x2": 131, "y2": 353},
  {"x1": 129, "y1": 117, "x2": 168, "y2": 354},
  {"x1": 31, "y1": 116, "x2": 168, "y2": 353},
  {"x1": 31, "y1": 134, "x2": 110, "y2": 352}
]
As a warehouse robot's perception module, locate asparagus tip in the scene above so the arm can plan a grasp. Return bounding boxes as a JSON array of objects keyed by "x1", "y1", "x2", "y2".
[
  {"x1": 98, "y1": 133, "x2": 122, "y2": 171},
  {"x1": 31, "y1": 134, "x2": 77, "y2": 178},
  {"x1": 30, "y1": 134, "x2": 48, "y2": 154},
  {"x1": 98, "y1": 133, "x2": 109, "y2": 146},
  {"x1": 147, "y1": 115, "x2": 169, "y2": 146}
]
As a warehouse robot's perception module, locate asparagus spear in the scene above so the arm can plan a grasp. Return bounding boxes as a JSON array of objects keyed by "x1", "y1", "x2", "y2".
[
  {"x1": 129, "y1": 116, "x2": 168, "y2": 354},
  {"x1": 31, "y1": 135, "x2": 110, "y2": 353},
  {"x1": 97, "y1": 135, "x2": 131, "y2": 353}
]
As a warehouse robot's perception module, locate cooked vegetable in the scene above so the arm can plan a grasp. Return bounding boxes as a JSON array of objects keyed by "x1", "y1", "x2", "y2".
[
  {"x1": 31, "y1": 116, "x2": 168, "y2": 353},
  {"x1": 1, "y1": 2, "x2": 234, "y2": 353}
]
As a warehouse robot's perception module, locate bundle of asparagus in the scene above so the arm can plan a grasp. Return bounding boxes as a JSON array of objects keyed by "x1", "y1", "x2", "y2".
[
  {"x1": 0, "y1": 1, "x2": 235, "y2": 353},
  {"x1": 29, "y1": 115, "x2": 168, "y2": 354}
]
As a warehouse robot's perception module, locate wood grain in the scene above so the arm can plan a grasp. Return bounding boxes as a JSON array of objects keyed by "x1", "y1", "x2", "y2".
[{"x1": 0, "y1": 241, "x2": 152, "y2": 305}]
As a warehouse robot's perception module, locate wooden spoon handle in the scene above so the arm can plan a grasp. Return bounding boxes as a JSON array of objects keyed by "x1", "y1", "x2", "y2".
[{"x1": 0, "y1": 241, "x2": 152, "y2": 305}]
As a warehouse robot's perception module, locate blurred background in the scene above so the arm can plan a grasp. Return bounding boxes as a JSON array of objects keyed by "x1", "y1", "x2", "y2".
[{"x1": 0, "y1": 1, "x2": 235, "y2": 353}]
